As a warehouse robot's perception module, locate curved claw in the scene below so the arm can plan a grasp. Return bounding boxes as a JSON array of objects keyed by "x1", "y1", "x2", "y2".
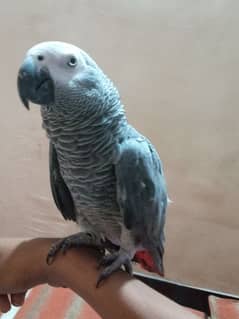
[
  {"x1": 46, "y1": 239, "x2": 66, "y2": 265},
  {"x1": 96, "y1": 251, "x2": 133, "y2": 288},
  {"x1": 96, "y1": 269, "x2": 112, "y2": 288},
  {"x1": 46, "y1": 233, "x2": 103, "y2": 266},
  {"x1": 46, "y1": 254, "x2": 54, "y2": 265},
  {"x1": 123, "y1": 259, "x2": 133, "y2": 275},
  {"x1": 97, "y1": 253, "x2": 118, "y2": 269}
]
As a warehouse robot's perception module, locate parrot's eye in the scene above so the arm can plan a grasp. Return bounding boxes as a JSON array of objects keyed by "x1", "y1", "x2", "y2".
[
  {"x1": 67, "y1": 56, "x2": 77, "y2": 67},
  {"x1": 37, "y1": 55, "x2": 44, "y2": 61}
]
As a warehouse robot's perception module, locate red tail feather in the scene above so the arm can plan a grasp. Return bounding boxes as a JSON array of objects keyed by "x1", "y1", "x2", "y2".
[{"x1": 134, "y1": 250, "x2": 164, "y2": 276}]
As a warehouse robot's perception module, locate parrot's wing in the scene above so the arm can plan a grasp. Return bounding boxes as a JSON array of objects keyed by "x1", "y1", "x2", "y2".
[
  {"x1": 115, "y1": 137, "x2": 167, "y2": 257},
  {"x1": 49, "y1": 142, "x2": 77, "y2": 221}
]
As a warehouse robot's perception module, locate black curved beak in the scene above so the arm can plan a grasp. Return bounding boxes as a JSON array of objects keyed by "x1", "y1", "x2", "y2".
[{"x1": 17, "y1": 56, "x2": 54, "y2": 110}]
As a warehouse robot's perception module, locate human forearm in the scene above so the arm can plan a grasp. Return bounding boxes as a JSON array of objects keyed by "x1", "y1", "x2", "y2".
[
  {"x1": 0, "y1": 238, "x2": 200, "y2": 319},
  {"x1": 50, "y1": 243, "x2": 201, "y2": 319}
]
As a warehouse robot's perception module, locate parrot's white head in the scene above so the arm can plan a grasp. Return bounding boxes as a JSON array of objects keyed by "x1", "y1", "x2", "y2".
[
  {"x1": 27, "y1": 41, "x2": 87, "y2": 85},
  {"x1": 17, "y1": 41, "x2": 100, "y2": 110}
]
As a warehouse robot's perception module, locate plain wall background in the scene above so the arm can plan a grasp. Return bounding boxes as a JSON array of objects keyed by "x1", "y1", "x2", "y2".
[{"x1": 0, "y1": 1, "x2": 238, "y2": 294}]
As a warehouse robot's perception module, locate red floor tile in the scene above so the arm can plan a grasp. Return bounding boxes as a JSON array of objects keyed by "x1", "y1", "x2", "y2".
[
  {"x1": 37, "y1": 288, "x2": 75, "y2": 319},
  {"x1": 209, "y1": 295, "x2": 239, "y2": 319},
  {"x1": 15, "y1": 285, "x2": 46, "y2": 319},
  {"x1": 78, "y1": 303, "x2": 101, "y2": 319}
]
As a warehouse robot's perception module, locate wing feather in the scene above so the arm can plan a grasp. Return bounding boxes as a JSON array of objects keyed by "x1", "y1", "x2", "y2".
[
  {"x1": 115, "y1": 138, "x2": 168, "y2": 268},
  {"x1": 49, "y1": 142, "x2": 76, "y2": 222}
]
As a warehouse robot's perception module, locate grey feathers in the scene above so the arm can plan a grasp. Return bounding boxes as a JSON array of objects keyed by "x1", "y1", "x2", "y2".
[
  {"x1": 49, "y1": 142, "x2": 76, "y2": 221},
  {"x1": 115, "y1": 136, "x2": 167, "y2": 243},
  {"x1": 22, "y1": 42, "x2": 169, "y2": 271},
  {"x1": 17, "y1": 41, "x2": 169, "y2": 276}
]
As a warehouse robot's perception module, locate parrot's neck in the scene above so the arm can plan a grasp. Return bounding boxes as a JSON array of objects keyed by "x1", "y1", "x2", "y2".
[
  {"x1": 41, "y1": 102, "x2": 128, "y2": 144},
  {"x1": 40, "y1": 77, "x2": 128, "y2": 157},
  {"x1": 48, "y1": 71, "x2": 125, "y2": 124}
]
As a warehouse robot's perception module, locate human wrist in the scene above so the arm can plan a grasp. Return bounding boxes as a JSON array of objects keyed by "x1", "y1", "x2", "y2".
[
  {"x1": 19, "y1": 238, "x2": 50, "y2": 288},
  {"x1": 46, "y1": 245, "x2": 102, "y2": 293},
  {"x1": 35, "y1": 238, "x2": 66, "y2": 288}
]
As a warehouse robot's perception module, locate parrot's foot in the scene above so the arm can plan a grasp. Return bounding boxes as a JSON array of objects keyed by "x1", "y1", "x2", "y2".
[
  {"x1": 96, "y1": 250, "x2": 133, "y2": 288},
  {"x1": 46, "y1": 232, "x2": 103, "y2": 265}
]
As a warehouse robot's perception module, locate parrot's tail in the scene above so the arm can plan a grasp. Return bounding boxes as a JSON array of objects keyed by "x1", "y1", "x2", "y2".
[
  {"x1": 149, "y1": 244, "x2": 165, "y2": 275},
  {"x1": 134, "y1": 248, "x2": 164, "y2": 276}
]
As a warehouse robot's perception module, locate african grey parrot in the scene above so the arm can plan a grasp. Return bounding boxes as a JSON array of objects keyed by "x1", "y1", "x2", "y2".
[{"x1": 17, "y1": 41, "x2": 169, "y2": 286}]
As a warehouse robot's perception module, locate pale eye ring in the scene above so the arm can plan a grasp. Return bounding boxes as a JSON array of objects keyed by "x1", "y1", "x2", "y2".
[{"x1": 67, "y1": 56, "x2": 77, "y2": 67}]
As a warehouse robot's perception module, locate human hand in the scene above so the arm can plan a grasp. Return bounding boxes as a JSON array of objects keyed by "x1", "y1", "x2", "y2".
[
  {"x1": 0, "y1": 292, "x2": 27, "y2": 313},
  {"x1": 0, "y1": 238, "x2": 55, "y2": 313}
]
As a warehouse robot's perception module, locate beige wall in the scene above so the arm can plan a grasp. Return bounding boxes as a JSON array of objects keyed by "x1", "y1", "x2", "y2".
[{"x1": 0, "y1": 1, "x2": 238, "y2": 293}]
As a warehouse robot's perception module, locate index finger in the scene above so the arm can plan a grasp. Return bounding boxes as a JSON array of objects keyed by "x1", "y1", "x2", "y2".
[{"x1": 10, "y1": 292, "x2": 27, "y2": 307}]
